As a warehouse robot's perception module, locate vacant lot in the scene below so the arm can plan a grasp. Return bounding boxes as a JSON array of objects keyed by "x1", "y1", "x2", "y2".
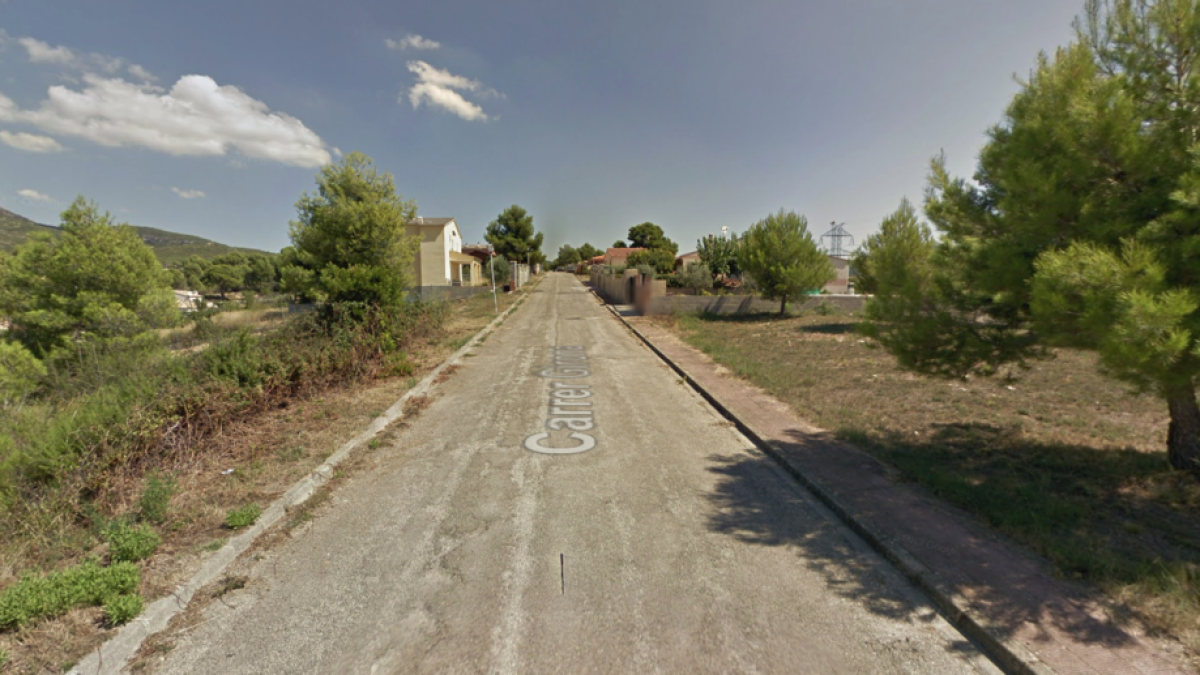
[
  {"x1": 653, "y1": 310, "x2": 1200, "y2": 652},
  {"x1": 0, "y1": 285, "x2": 526, "y2": 675}
]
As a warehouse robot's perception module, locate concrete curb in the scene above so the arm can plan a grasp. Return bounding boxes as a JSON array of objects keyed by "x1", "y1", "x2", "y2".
[
  {"x1": 603, "y1": 303, "x2": 1053, "y2": 675},
  {"x1": 70, "y1": 294, "x2": 527, "y2": 675}
]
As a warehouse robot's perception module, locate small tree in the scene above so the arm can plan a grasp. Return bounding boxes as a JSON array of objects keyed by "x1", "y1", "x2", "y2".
[
  {"x1": 738, "y1": 209, "x2": 834, "y2": 316},
  {"x1": 627, "y1": 222, "x2": 678, "y2": 254},
  {"x1": 612, "y1": 240, "x2": 627, "y2": 249},
  {"x1": 697, "y1": 233, "x2": 740, "y2": 278},
  {"x1": 286, "y1": 152, "x2": 418, "y2": 307},
  {"x1": 486, "y1": 205, "x2": 544, "y2": 265},
  {"x1": 489, "y1": 256, "x2": 512, "y2": 286},
  {"x1": 852, "y1": 198, "x2": 935, "y2": 297},
  {"x1": 0, "y1": 197, "x2": 177, "y2": 357}
]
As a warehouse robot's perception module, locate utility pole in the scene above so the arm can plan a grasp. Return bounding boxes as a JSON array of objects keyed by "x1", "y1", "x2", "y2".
[{"x1": 488, "y1": 245, "x2": 499, "y2": 315}]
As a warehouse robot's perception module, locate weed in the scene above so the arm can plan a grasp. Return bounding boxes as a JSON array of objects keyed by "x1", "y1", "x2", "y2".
[
  {"x1": 202, "y1": 538, "x2": 227, "y2": 552},
  {"x1": 0, "y1": 560, "x2": 139, "y2": 629},
  {"x1": 813, "y1": 300, "x2": 836, "y2": 316},
  {"x1": 368, "y1": 438, "x2": 382, "y2": 450},
  {"x1": 225, "y1": 504, "x2": 261, "y2": 529},
  {"x1": 138, "y1": 472, "x2": 176, "y2": 525},
  {"x1": 213, "y1": 575, "x2": 246, "y2": 599},
  {"x1": 278, "y1": 445, "x2": 305, "y2": 462},
  {"x1": 103, "y1": 593, "x2": 143, "y2": 626},
  {"x1": 0, "y1": 648, "x2": 8, "y2": 668},
  {"x1": 105, "y1": 522, "x2": 161, "y2": 562}
]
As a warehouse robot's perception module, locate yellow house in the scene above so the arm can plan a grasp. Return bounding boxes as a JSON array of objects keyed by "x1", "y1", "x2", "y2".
[{"x1": 405, "y1": 217, "x2": 484, "y2": 287}]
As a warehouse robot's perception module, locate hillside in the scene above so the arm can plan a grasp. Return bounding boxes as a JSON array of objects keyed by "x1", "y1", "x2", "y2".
[{"x1": 0, "y1": 206, "x2": 271, "y2": 265}]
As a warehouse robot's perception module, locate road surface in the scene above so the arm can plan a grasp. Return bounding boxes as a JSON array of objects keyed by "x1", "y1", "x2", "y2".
[{"x1": 153, "y1": 273, "x2": 999, "y2": 674}]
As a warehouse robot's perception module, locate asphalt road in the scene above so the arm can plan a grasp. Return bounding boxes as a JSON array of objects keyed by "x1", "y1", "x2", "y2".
[{"x1": 154, "y1": 273, "x2": 1000, "y2": 674}]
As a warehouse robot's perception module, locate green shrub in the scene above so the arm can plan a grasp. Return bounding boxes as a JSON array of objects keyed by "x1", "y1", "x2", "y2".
[
  {"x1": 0, "y1": 341, "x2": 46, "y2": 403},
  {"x1": 105, "y1": 522, "x2": 161, "y2": 562},
  {"x1": 0, "y1": 560, "x2": 139, "y2": 629},
  {"x1": 225, "y1": 504, "x2": 261, "y2": 529},
  {"x1": 138, "y1": 472, "x2": 176, "y2": 524},
  {"x1": 102, "y1": 593, "x2": 143, "y2": 626},
  {"x1": 814, "y1": 300, "x2": 836, "y2": 316}
]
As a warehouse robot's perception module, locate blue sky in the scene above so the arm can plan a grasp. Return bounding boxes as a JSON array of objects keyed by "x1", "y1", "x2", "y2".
[{"x1": 1, "y1": 0, "x2": 1081, "y2": 257}]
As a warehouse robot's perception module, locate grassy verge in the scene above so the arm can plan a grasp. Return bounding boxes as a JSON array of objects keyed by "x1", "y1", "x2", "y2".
[
  {"x1": 0, "y1": 283, "x2": 529, "y2": 674},
  {"x1": 651, "y1": 309, "x2": 1200, "y2": 652}
]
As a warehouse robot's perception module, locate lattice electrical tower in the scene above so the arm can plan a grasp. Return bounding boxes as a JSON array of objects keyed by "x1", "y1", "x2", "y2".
[{"x1": 819, "y1": 221, "x2": 855, "y2": 257}]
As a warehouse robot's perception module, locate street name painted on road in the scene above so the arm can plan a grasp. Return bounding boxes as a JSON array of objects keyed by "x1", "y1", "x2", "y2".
[{"x1": 524, "y1": 346, "x2": 596, "y2": 454}]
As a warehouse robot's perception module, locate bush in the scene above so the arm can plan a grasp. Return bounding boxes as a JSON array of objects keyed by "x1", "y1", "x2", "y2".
[
  {"x1": 635, "y1": 264, "x2": 657, "y2": 279},
  {"x1": 678, "y1": 262, "x2": 712, "y2": 294},
  {"x1": 105, "y1": 521, "x2": 161, "y2": 562},
  {"x1": 102, "y1": 593, "x2": 143, "y2": 626},
  {"x1": 138, "y1": 472, "x2": 176, "y2": 525},
  {"x1": 0, "y1": 341, "x2": 45, "y2": 404},
  {"x1": 0, "y1": 560, "x2": 139, "y2": 629},
  {"x1": 225, "y1": 504, "x2": 261, "y2": 529}
]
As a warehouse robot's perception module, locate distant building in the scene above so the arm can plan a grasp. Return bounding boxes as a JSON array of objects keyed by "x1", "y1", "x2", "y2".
[
  {"x1": 603, "y1": 247, "x2": 646, "y2": 266},
  {"x1": 406, "y1": 217, "x2": 484, "y2": 287},
  {"x1": 823, "y1": 255, "x2": 856, "y2": 294},
  {"x1": 174, "y1": 290, "x2": 206, "y2": 312},
  {"x1": 675, "y1": 251, "x2": 700, "y2": 269}
]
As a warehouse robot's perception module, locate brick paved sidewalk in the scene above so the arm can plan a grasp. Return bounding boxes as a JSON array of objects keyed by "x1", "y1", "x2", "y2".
[{"x1": 627, "y1": 316, "x2": 1193, "y2": 675}]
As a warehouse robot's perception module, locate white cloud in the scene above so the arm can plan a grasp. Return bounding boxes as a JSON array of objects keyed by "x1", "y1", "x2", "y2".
[
  {"x1": 0, "y1": 74, "x2": 332, "y2": 167},
  {"x1": 17, "y1": 188, "x2": 52, "y2": 202},
  {"x1": 17, "y1": 35, "x2": 154, "y2": 80},
  {"x1": 171, "y1": 187, "x2": 206, "y2": 199},
  {"x1": 405, "y1": 60, "x2": 491, "y2": 122},
  {"x1": 0, "y1": 129, "x2": 64, "y2": 152},
  {"x1": 126, "y1": 63, "x2": 157, "y2": 83},
  {"x1": 18, "y1": 37, "x2": 75, "y2": 66},
  {"x1": 387, "y1": 34, "x2": 441, "y2": 51}
]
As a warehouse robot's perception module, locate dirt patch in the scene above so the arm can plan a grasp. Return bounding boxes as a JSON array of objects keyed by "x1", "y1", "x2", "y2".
[{"x1": 652, "y1": 310, "x2": 1200, "y2": 656}]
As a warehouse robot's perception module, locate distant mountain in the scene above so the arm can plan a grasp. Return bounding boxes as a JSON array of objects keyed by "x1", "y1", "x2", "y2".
[{"x1": 0, "y1": 206, "x2": 271, "y2": 265}]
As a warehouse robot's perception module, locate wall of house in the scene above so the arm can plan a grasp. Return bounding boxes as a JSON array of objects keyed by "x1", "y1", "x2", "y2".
[
  {"x1": 406, "y1": 224, "x2": 449, "y2": 287},
  {"x1": 823, "y1": 256, "x2": 853, "y2": 294}
]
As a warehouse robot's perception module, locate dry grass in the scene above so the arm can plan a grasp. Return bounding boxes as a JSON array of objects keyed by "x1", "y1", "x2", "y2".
[
  {"x1": 654, "y1": 309, "x2": 1200, "y2": 652},
  {"x1": 0, "y1": 283, "x2": 530, "y2": 674}
]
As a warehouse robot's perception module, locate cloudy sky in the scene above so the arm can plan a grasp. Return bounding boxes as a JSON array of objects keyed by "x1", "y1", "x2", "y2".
[{"x1": 1, "y1": 0, "x2": 1081, "y2": 256}]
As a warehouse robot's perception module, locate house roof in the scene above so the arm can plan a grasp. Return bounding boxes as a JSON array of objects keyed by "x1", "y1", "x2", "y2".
[
  {"x1": 603, "y1": 247, "x2": 646, "y2": 263},
  {"x1": 676, "y1": 251, "x2": 700, "y2": 260},
  {"x1": 407, "y1": 217, "x2": 456, "y2": 227}
]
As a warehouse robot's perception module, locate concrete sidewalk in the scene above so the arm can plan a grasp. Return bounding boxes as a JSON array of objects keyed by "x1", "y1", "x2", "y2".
[{"x1": 624, "y1": 316, "x2": 1193, "y2": 675}]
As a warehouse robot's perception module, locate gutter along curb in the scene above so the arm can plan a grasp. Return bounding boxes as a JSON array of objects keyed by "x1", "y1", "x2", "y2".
[
  {"x1": 596, "y1": 297, "x2": 1054, "y2": 675},
  {"x1": 71, "y1": 292, "x2": 529, "y2": 675}
]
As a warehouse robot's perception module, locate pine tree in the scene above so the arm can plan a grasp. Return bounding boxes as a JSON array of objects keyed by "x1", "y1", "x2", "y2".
[
  {"x1": 866, "y1": 0, "x2": 1200, "y2": 471},
  {"x1": 737, "y1": 209, "x2": 834, "y2": 316}
]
